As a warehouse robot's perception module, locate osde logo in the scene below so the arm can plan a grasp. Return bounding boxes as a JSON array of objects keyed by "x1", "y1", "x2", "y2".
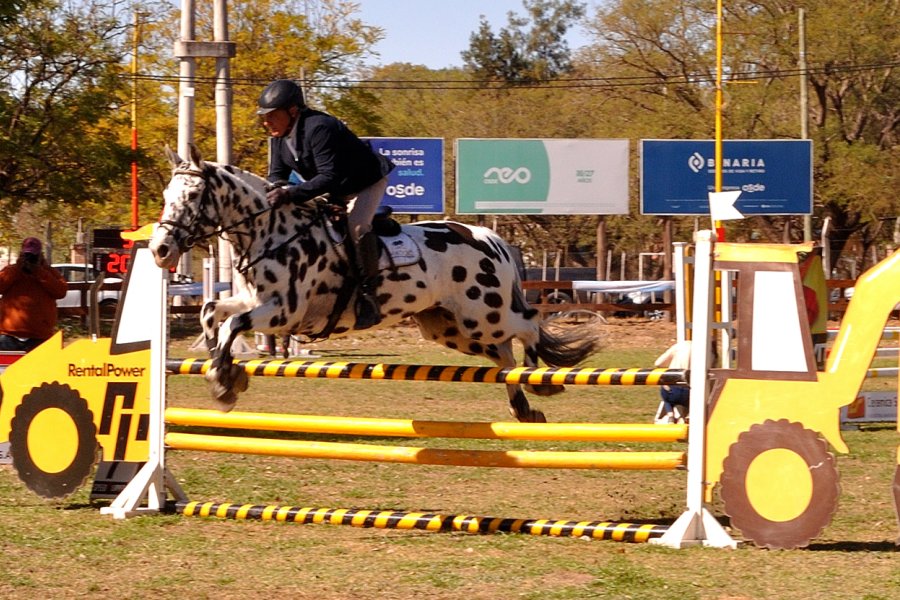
[{"x1": 386, "y1": 183, "x2": 425, "y2": 199}]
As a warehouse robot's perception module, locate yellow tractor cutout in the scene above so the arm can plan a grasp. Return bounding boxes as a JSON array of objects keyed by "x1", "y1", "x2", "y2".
[
  {"x1": 0, "y1": 239, "x2": 157, "y2": 497},
  {"x1": 701, "y1": 239, "x2": 900, "y2": 548},
  {"x1": 0, "y1": 231, "x2": 897, "y2": 550}
]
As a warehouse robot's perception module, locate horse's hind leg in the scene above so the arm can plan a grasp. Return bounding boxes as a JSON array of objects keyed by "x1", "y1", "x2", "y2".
[
  {"x1": 413, "y1": 309, "x2": 545, "y2": 423},
  {"x1": 496, "y1": 340, "x2": 546, "y2": 423},
  {"x1": 506, "y1": 385, "x2": 546, "y2": 423},
  {"x1": 522, "y1": 343, "x2": 565, "y2": 397}
]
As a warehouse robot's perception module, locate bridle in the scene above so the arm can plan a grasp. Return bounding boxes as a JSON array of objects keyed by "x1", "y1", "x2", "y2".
[
  {"x1": 159, "y1": 163, "x2": 272, "y2": 251},
  {"x1": 157, "y1": 165, "x2": 223, "y2": 250},
  {"x1": 159, "y1": 162, "x2": 344, "y2": 277}
]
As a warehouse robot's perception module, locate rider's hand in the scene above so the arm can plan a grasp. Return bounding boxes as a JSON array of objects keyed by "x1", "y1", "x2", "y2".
[{"x1": 266, "y1": 185, "x2": 292, "y2": 207}]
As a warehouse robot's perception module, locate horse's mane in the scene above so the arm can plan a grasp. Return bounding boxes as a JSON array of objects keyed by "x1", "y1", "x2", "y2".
[{"x1": 206, "y1": 161, "x2": 269, "y2": 199}]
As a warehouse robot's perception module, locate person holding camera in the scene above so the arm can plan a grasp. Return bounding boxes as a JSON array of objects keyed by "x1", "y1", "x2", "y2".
[{"x1": 0, "y1": 237, "x2": 68, "y2": 352}]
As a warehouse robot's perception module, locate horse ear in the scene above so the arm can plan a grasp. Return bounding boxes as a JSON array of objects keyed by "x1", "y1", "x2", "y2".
[
  {"x1": 188, "y1": 143, "x2": 203, "y2": 168},
  {"x1": 164, "y1": 144, "x2": 182, "y2": 167}
]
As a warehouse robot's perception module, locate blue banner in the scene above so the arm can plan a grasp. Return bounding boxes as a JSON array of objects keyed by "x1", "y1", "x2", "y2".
[
  {"x1": 365, "y1": 138, "x2": 444, "y2": 214},
  {"x1": 641, "y1": 140, "x2": 812, "y2": 216}
]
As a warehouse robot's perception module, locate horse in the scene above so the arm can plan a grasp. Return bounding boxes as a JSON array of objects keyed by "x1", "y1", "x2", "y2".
[{"x1": 149, "y1": 144, "x2": 602, "y2": 422}]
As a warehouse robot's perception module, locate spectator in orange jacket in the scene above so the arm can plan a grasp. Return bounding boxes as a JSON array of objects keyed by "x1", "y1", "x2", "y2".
[{"x1": 0, "y1": 237, "x2": 68, "y2": 351}]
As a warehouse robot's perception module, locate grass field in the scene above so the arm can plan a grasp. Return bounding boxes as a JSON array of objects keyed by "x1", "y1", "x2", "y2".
[{"x1": 1, "y1": 318, "x2": 898, "y2": 599}]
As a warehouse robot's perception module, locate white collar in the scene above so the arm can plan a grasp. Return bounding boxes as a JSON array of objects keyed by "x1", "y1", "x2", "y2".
[{"x1": 284, "y1": 115, "x2": 300, "y2": 161}]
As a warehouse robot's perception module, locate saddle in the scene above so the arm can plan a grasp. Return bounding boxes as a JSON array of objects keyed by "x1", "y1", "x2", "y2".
[
  {"x1": 322, "y1": 201, "x2": 402, "y2": 237},
  {"x1": 320, "y1": 202, "x2": 418, "y2": 268},
  {"x1": 311, "y1": 201, "x2": 419, "y2": 341}
]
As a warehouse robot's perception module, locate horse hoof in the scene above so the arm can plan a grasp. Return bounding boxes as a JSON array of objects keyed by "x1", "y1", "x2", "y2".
[
  {"x1": 206, "y1": 379, "x2": 238, "y2": 412},
  {"x1": 529, "y1": 409, "x2": 547, "y2": 423},
  {"x1": 212, "y1": 392, "x2": 238, "y2": 413},
  {"x1": 509, "y1": 406, "x2": 547, "y2": 423},
  {"x1": 232, "y1": 366, "x2": 249, "y2": 394},
  {"x1": 205, "y1": 366, "x2": 242, "y2": 412}
]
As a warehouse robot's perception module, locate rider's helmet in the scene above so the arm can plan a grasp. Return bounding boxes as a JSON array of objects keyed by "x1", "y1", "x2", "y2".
[{"x1": 257, "y1": 79, "x2": 305, "y2": 115}]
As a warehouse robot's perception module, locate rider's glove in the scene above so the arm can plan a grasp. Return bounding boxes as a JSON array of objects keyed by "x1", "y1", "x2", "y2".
[{"x1": 266, "y1": 185, "x2": 293, "y2": 207}]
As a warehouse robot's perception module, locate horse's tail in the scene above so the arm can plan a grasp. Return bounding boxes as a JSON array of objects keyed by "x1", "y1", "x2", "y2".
[{"x1": 535, "y1": 314, "x2": 603, "y2": 367}]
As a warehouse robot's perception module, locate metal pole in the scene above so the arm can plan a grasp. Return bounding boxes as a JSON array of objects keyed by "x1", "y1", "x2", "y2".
[
  {"x1": 213, "y1": 0, "x2": 234, "y2": 297},
  {"x1": 176, "y1": 0, "x2": 196, "y2": 158},
  {"x1": 175, "y1": 0, "x2": 196, "y2": 298},
  {"x1": 213, "y1": 0, "x2": 232, "y2": 166}
]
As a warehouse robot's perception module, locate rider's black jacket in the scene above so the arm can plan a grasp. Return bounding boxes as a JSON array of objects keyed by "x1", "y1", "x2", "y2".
[{"x1": 267, "y1": 108, "x2": 394, "y2": 203}]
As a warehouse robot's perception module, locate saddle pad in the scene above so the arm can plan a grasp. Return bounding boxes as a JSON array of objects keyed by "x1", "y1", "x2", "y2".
[{"x1": 379, "y1": 233, "x2": 421, "y2": 269}]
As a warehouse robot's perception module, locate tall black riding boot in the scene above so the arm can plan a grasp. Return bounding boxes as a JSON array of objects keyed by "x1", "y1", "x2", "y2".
[{"x1": 354, "y1": 231, "x2": 382, "y2": 330}]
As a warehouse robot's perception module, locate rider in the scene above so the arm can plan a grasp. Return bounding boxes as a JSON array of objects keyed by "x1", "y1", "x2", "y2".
[{"x1": 258, "y1": 79, "x2": 394, "y2": 330}]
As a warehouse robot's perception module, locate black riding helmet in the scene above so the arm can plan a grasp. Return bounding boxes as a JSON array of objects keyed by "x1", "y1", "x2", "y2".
[{"x1": 257, "y1": 79, "x2": 305, "y2": 115}]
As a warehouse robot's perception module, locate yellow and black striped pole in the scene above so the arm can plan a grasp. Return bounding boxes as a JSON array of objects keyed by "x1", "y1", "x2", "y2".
[
  {"x1": 167, "y1": 500, "x2": 669, "y2": 543},
  {"x1": 166, "y1": 358, "x2": 688, "y2": 387}
]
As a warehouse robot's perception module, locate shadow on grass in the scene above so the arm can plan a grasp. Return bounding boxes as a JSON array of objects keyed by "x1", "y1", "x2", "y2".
[{"x1": 806, "y1": 540, "x2": 899, "y2": 552}]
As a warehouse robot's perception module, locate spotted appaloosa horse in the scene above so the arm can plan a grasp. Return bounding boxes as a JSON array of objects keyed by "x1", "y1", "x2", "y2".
[{"x1": 150, "y1": 144, "x2": 602, "y2": 422}]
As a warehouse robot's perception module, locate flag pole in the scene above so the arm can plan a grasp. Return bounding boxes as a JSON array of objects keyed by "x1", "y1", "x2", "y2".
[{"x1": 714, "y1": 0, "x2": 724, "y2": 241}]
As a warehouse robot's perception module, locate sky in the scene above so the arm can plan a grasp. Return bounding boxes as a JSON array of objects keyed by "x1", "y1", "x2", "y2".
[{"x1": 355, "y1": 1, "x2": 593, "y2": 70}]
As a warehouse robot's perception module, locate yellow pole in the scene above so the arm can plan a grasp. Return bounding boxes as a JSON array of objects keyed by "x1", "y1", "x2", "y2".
[
  {"x1": 165, "y1": 407, "x2": 689, "y2": 443},
  {"x1": 714, "y1": 0, "x2": 725, "y2": 241},
  {"x1": 165, "y1": 432, "x2": 687, "y2": 470}
]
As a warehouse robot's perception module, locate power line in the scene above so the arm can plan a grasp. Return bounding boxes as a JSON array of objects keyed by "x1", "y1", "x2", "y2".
[{"x1": 122, "y1": 60, "x2": 900, "y2": 92}]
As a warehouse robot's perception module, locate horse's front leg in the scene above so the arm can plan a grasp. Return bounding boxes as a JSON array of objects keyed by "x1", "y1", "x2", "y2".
[
  {"x1": 200, "y1": 300, "x2": 220, "y2": 352},
  {"x1": 200, "y1": 295, "x2": 256, "y2": 354},
  {"x1": 204, "y1": 299, "x2": 286, "y2": 412},
  {"x1": 206, "y1": 311, "x2": 252, "y2": 411}
]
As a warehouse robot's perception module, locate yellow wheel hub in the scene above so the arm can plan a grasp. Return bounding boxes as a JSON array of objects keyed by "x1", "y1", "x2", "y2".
[
  {"x1": 26, "y1": 408, "x2": 79, "y2": 474},
  {"x1": 745, "y1": 448, "x2": 813, "y2": 522}
]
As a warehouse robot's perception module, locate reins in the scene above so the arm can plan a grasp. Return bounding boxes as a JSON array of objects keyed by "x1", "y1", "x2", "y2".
[{"x1": 162, "y1": 163, "x2": 347, "y2": 278}]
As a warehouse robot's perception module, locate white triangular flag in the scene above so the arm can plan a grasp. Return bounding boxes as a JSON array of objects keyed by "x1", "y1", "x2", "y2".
[{"x1": 709, "y1": 190, "x2": 744, "y2": 222}]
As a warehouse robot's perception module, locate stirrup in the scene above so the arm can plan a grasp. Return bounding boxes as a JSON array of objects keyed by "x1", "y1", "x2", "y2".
[{"x1": 354, "y1": 293, "x2": 381, "y2": 330}]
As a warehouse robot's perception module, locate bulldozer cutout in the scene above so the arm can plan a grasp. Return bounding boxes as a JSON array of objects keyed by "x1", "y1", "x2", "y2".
[{"x1": 0, "y1": 231, "x2": 897, "y2": 549}]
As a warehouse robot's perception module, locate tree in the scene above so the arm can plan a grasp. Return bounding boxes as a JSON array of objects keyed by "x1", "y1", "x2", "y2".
[
  {"x1": 462, "y1": 0, "x2": 586, "y2": 83},
  {"x1": 136, "y1": 0, "x2": 383, "y2": 178},
  {"x1": 0, "y1": 0, "x2": 136, "y2": 243},
  {"x1": 800, "y1": 0, "x2": 899, "y2": 270},
  {"x1": 582, "y1": 0, "x2": 899, "y2": 268},
  {"x1": 0, "y1": 0, "x2": 40, "y2": 26}
]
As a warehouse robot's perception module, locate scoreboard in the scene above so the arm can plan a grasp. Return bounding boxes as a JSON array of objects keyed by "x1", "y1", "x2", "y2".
[{"x1": 91, "y1": 227, "x2": 133, "y2": 275}]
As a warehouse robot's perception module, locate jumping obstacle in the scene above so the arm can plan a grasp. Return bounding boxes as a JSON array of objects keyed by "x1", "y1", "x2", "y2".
[
  {"x1": 164, "y1": 407, "x2": 688, "y2": 470},
  {"x1": 161, "y1": 407, "x2": 686, "y2": 541},
  {"x1": 164, "y1": 500, "x2": 670, "y2": 542},
  {"x1": 101, "y1": 235, "x2": 737, "y2": 549},
  {"x1": 164, "y1": 360, "x2": 689, "y2": 469}
]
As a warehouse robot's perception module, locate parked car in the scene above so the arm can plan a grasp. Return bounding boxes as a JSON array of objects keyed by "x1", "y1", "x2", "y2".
[{"x1": 52, "y1": 263, "x2": 122, "y2": 312}]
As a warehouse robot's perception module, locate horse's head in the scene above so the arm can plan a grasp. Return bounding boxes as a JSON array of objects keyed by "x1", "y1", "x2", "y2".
[{"x1": 150, "y1": 144, "x2": 218, "y2": 269}]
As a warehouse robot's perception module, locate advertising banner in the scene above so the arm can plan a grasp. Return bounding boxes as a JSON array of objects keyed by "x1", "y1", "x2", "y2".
[
  {"x1": 641, "y1": 139, "x2": 812, "y2": 216},
  {"x1": 456, "y1": 138, "x2": 629, "y2": 215},
  {"x1": 366, "y1": 137, "x2": 444, "y2": 214}
]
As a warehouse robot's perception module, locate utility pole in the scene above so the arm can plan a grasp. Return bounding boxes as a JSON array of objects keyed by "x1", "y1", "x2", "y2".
[
  {"x1": 213, "y1": 0, "x2": 236, "y2": 297},
  {"x1": 130, "y1": 11, "x2": 142, "y2": 230},
  {"x1": 173, "y1": 0, "x2": 236, "y2": 294},
  {"x1": 799, "y1": 8, "x2": 812, "y2": 242}
]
